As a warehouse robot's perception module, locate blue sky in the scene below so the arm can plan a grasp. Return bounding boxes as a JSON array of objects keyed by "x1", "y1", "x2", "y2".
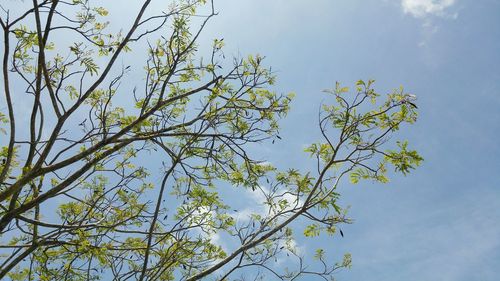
[
  {"x1": 197, "y1": 0, "x2": 500, "y2": 280},
  {"x1": 1, "y1": 0, "x2": 498, "y2": 280}
]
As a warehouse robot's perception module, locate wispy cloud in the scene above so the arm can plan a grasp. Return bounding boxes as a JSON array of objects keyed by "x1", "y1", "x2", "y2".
[
  {"x1": 417, "y1": 18, "x2": 440, "y2": 47},
  {"x1": 230, "y1": 185, "x2": 303, "y2": 223},
  {"x1": 229, "y1": 186, "x2": 304, "y2": 261},
  {"x1": 400, "y1": 0, "x2": 459, "y2": 47},
  {"x1": 402, "y1": 0, "x2": 457, "y2": 18}
]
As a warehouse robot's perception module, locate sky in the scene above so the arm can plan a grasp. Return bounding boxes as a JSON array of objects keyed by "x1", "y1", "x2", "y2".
[
  {"x1": 194, "y1": 0, "x2": 500, "y2": 280},
  {"x1": 1, "y1": 0, "x2": 499, "y2": 280}
]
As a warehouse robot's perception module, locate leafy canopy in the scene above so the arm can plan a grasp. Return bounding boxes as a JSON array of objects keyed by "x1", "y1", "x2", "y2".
[{"x1": 0, "y1": 1, "x2": 421, "y2": 280}]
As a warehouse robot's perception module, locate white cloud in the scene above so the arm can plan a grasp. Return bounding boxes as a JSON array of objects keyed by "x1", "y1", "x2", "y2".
[
  {"x1": 227, "y1": 186, "x2": 304, "y2": 267},
  {"x1": 402, "y1": 0, "x2": 456, "y2": 18},
  {"x1": 230, "y1": 185, "x2": 303, "y2": 223},
  {"x1": 401, "y1": 0, "x2": 458, "y2": 47}
]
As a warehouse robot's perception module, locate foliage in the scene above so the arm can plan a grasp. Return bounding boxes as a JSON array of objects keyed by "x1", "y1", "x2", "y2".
[{"x1": 0, "y1": 1, "x2": 422, "y2": 280}]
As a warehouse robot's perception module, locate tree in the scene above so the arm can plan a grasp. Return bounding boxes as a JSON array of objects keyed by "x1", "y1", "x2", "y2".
[{"x1": 0, "y1": 0, "x2": 423, "y2": 280}]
